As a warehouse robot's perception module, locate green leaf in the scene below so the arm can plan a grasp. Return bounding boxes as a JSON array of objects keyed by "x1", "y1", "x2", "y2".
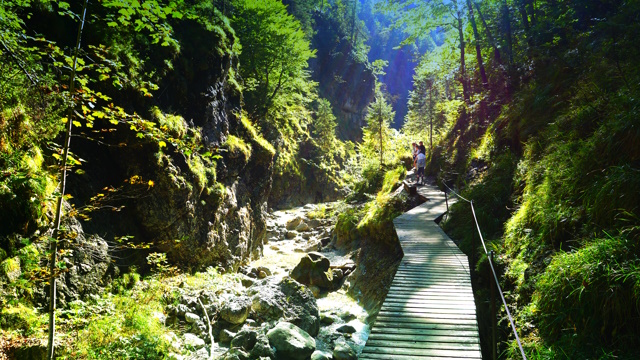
[{"x1": 158, "y1": 141, "x2": 167, "y2": 148}]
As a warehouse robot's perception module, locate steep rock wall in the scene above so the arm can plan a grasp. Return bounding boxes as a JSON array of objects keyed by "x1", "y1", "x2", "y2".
[
  {"x1": 69, "y1": 17, "x2": 273, "y2": 271},
  {"x1": 309, "y1": 13, "x2": 375, "y2": 142}
]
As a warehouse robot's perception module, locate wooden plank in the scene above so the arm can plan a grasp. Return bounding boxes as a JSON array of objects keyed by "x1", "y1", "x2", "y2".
[
  {"x1": 381, "y1": 299, "x2": 477, "y2": 310},
  {"x1": 362, "y1": 345, "x2": 482, "y2": 358},
  {"x1": 392, "y1": 275, "x2": 471, "y2": 284},
  {"x1": 369, "y1": 327, "x2": 479, "y2": 338},
  {"x1": 380, "y1": 305, "x2": 477, "y2": 316},
  {"x1": 374, "y1": 315, "x2": 477, "y2": 326},
  {"x1": 372, "y1": 320, "x2": 478, "y2": 331},
  {"x1": 365, "y1": 339, "x2": 480, "y2": 351},
  {"x1": 360, "y1": 355, "x2": 477, "y2": 360},
  {"x1": 377, "y1": 309, "x2": 478, "y2": 320},
  {"x1": 388, "y1": 283, "x2": 474, "y2": 293}
]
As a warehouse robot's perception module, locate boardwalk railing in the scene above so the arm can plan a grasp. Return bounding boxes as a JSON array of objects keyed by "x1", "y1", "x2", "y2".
[{"x1": 442, "y1": 182, "x2": 528, "y2": 360}]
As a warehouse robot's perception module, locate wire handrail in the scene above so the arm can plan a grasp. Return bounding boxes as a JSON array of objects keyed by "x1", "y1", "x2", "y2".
[{"x1": 441, "y1": 181, "x2": 528, "y2": 360}]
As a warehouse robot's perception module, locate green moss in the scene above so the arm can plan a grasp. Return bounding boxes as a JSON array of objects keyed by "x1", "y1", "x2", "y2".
[
  {"x1": 224, "y1": 134, "x2": 252, "y2": 162},
  {"x1": 240, "y1": 114, "x2": 275, "y2": 156},
  {"x1": 150, "y1": 106, "x2": 187, "y2": 139},
  {"x1": 205, "y1": 181, "x2": 226, "y2": 209},
  {"x1": 0, "y1": 302, "x2": 45, "y2": 336},
  {"x1": 187, "y1": 155, "x2": 208, "y2": 194},
  {"x1": 380, "y1": 166, "x2": 406, "y2": 195},
  {"x1": 1, "y1": 257, "x2": 20, "y2": 280}
]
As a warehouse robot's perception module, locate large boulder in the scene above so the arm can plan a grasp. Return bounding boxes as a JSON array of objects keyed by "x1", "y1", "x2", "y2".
[
  {"x1": 220, "y1": 295, "x2": 251, "y2": 325},
  {"x1": 248, "y1": 277, "x2": 319, "y2": 336},
  {"x1": 332, "y1": 342, "x2": 357, "y2": 360},
  {"x1": 290, "y1": 252, "x2": 334, "y2": 290},
  {"x1": 230, "y1": 328, "x2": 275, "y2": 359},
  {"x1": 267, "y1": 322, "x2": 316, "y2": 360},
  {"x1": 286, "y1": 217, "x2": 303, "y2": 230}
]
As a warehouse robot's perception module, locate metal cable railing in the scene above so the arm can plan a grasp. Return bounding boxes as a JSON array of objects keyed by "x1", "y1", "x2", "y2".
[{"x1": 441, "y1": 182, "x2": 528, "y2": 360}]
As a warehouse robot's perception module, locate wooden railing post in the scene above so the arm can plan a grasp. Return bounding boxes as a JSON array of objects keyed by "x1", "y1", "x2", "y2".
[
  {"x1": 445, "y1": 191, "x2": 449, "y2": 214},
  {"x1": 471, "y1": 228, "x2": 475, "y2": 272},
  {"x1": 490, "y1": 250, "x2": 497, "y2": 360}
]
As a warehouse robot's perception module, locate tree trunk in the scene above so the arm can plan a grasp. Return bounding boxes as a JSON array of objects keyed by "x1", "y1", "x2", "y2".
[
  {"x1": 474, "y1": 1, "x2": 502, "y2": 63},
  {"x1": 526, "y1": 0, "x2": 536, "y2": 25},
  {"x1": 502, "y1": 0, "x2": 514, "y2": 65},
  {"x1": 351, "y1": 0, "x2": 357, "y2": 44},
  {"x1": 466, "y1": 0, "x2": 488, "y2": 89},
  {"x1": 429, "y1": 86, "x2": 433, "y2": 151},
  {"x1": 379, "y1": 101, "x2": 383, "y2": 167},
  {"x1": 454, "y1": 4, "x2": 469, "y2": 103},
  {"x1": 47, "y1": 1, "x2": 88, "y2": 359}
]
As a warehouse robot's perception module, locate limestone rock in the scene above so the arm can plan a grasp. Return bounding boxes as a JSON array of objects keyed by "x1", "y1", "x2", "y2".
[
  {"x1": 222, "y1": 348, "x2": 249, "y2": 360},
  {"x1": 248, "y1": 277, "x2": 319, "y2": 336},
  {"x1": 230, "y1": 328, "x2": 256, "y2": 350},
  {"x1": 267, "y1": 322, "x2": 316, "y2": 360},
  {"x1": 219, "y1": 329, "x2": 236, "y2": 343},
  {"x1": 295, "y1": 222, "x2": 310, "y2": 232},
  {"x1": 183, "y1": 333, "x2": 205, "y2": 349},
  {"x1": 336, "y1": 324, "x2": 356, "y2": 334},
  {"x1": 319, "y1": 313, "x2": 338, "y2": 325},
  {"x1": 286, "y1": 217, "x2": 303, "y2": 230},
  {"x1": 310, "y1": 350, "x2": 332, "y2": 360},
  {"x1": 332, "y1": 343, "x2": 356, "y2": 360},
  {"x1": 290, "y1": 252, "x2": 334, "y2": 290},
  {"x1": 185, "y1": 312, "x2": 200, "y2": 324},
  {"x1": 220, "y1": 295, "x2": 251, "y2": 324}
]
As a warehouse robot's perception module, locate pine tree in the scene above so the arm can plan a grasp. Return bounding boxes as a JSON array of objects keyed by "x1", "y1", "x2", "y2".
[{"x1": 363, "y1": 84, "x2": 395, "y2": 168}]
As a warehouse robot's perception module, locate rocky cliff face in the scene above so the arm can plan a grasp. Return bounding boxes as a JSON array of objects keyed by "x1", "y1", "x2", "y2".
[
  {"x1": 310, "y1": 13, "x2": 375, "y2": 142},
  {"x1": 69, "y1": 18, "x2": 274, "y2": 271}
]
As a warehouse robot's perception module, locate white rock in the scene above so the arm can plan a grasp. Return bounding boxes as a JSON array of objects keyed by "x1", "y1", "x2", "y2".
[{"x1": 183, "y1": 333, "x2": 205, "y2": 349}]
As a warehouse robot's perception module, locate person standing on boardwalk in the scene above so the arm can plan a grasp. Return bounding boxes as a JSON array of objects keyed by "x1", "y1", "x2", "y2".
[
  {"x1": 411, "y1": 142, "x2": 419, "y2": 170},
  {"x1": 416, "y1": 151, "x2": 427, "y2": 185},
  {"x1": 418, "y1": 140, "x2": 426, "y2": 155}
]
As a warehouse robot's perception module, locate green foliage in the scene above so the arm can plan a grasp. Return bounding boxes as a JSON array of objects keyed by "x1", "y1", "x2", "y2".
[
  {"x1": 336, "y1": 166, "x2": 407, "y2": 248},
  {"x1": 0, "y1": 302, "x2": 46, "y2": 336},
  {"x1": 312, "y1": 98, "x2": 337, "y2": 154},
  {"x1": 62, "y1": 278, "x2": 171, "y2": 359},
  {"x1": 442, "y1": 152, "x2": 517, "y2": 256},
  {"x1": 529, "y1": 234, "x2": 640, "y2": 357},
  {"x1": 362, "y1": 83, "x2": 395, "y2": 167},
  {"x1": 380, "y1": 166, "x2": 406, "y2": 195},
  {"x1": 231, "y1": 0, "x2": 316, "y2": 116}
]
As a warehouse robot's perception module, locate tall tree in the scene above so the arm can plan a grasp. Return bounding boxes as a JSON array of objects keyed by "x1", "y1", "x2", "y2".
[
  {"x1": 377, "y1": 0, "x2": 470, "y2": 102},
  {"x1": 466, "y1": 0, "x2": 488, "y2": 88},
  {"x1": 47, "y1": 2, "x2": 89, "y2": 358},
  {"x1": 364, "y1": 82, "x2": 395, "y2": 167},
  {"x1": 313, "y1": 98, "x2": 337, "y2": 154},
  {"x1": 231, "y1": 0, "x2": 316, "y2": 116}
]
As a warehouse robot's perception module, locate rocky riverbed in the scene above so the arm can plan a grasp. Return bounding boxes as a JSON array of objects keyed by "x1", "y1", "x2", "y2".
[{"x1": 163, "y1": 202, "x2": 371, "y2": 360}]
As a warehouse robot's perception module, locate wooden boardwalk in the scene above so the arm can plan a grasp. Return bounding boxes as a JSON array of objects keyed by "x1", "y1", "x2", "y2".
[{"x1": 361, "y1": 183, "x2": 482, "y2": 359}]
